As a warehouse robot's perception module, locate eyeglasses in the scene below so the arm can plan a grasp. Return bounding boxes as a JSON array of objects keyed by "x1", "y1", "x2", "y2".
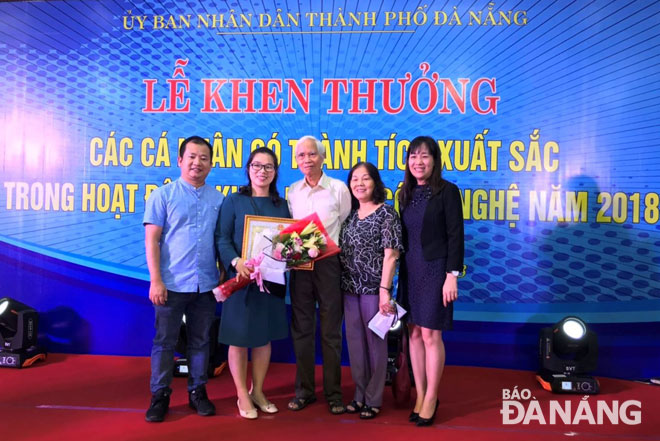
[{"x1": 249, "y1": 163, "x2": 275, "y2": 172}]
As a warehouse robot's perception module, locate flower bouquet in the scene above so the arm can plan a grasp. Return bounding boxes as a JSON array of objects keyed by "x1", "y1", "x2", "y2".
[{"x1": 213, "y1": 213, "x2": 340, "y2": 302}]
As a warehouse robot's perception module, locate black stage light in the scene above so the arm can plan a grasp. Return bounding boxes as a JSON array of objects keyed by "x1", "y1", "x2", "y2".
[
  {"x1": 0, "y1": 297, "x2": 47, "y2": 368},
  {"x1": 173, "y1": 314, "x2": 227, "y2": 378},
  {"x1": 537, "y1": 316, "x2": 599, "y2": 394}
]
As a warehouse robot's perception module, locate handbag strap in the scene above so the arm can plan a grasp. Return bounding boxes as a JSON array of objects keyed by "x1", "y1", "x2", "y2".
[
  {"x1": 389, "y1": 302, "x2": 399, "y2": 328},
  {"x1": 401, "y1": 319, "x2": 408, "y2": 353}
]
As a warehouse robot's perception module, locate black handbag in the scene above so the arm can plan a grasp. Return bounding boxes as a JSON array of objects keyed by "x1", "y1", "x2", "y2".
[
  {"x1": 392, "y1": 323, "x2": 412, "y2": 406},
  {"x1": 263, "y1": 280, "x2": 286, "y2": 299}
]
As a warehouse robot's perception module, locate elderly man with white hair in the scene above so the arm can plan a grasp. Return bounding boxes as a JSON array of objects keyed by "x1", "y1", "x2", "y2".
[{"x1": 286, "y1": 135, "x2": 351, "y2": 415}]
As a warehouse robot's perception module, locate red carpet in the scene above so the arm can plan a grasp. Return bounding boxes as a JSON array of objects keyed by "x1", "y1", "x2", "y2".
[{"x1": 1, "y1": 354, "x2": 658, "y2": 441}]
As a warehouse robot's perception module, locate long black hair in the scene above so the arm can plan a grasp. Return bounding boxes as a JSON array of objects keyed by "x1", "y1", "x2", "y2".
[
  {"x1": 238, "y1": 147, "x2": 283, "y2": 206},
  {"x1": 346, "y1": 162, "x2": 386, "y2": 210},
  {"x1": 398, "y1": 136, "x2": 445, "y2": 209}
]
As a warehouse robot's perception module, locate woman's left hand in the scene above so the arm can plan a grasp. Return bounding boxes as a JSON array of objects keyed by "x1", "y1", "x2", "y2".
[
  {"x1": 379, "y1": 289, "x2": 395, "y2": 315},
  {"x1": 442, "y1": 274, "x2": 458, "y2": 307}
]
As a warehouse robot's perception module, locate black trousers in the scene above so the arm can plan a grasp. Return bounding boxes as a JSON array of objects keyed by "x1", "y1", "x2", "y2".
[{"x1": 289, "y1": 255, "x2": 343, "y2": 402}]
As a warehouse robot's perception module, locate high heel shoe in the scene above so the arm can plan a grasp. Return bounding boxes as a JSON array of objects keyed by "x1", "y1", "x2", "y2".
[
  {"x1": 416, "y1": 399, "x2": 438, "y2": 427},
  {"x1": 237, "y1": 399, "x2": 258, "y2": 419},
  {"x1": 408, "y1": 410, "x2": 419, "y2": 423},
  {"x1": 250, "y1": 393, "x2": 278, "y2": 414}
]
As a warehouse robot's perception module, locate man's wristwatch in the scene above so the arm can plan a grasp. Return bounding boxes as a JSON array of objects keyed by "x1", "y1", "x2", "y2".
[
  {"x1": 231, "y1": 257, "x2": 240, "y2": 268},
  {"x1": 448, "y1": 270, "x2": 460, "y2": 277}
]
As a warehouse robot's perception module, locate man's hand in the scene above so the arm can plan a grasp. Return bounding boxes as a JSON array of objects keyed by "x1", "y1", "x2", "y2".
[
  {"x1": 149, "y1": 280, "x2": 168, "y2": 306},
  {"x1": 145, "y1": 224, "x2": 166, "y2": 305}
]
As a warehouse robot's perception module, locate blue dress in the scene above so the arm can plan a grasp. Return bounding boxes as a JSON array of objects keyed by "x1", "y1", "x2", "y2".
[
  {"x1": 215, "y1": 193, "x2": 291, "y2": 347},
  {"x1": 401, "y1": 185, "x2": 453, "y2": 330}
]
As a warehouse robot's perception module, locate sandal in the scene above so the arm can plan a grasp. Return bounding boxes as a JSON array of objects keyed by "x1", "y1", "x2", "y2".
[
  {"x1": 346, "y1": 400, "x2": 363, "y2": 414},
  {"x1": 287, "y1": 395, "x2": 317, "y2": 411},
  {"x1": 359, "y1": 406, "x2": 380, "y2": 419},
  {"x1": 328, "y1": 400, "x2": 346, "y2": 415}
]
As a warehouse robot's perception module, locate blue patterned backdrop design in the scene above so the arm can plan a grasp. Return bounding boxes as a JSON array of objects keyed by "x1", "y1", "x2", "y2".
[
  {"x1": 2, "y1": 240, "x2": 658, "y2": 379},
  {"x1": 1, "y1": 0, "x2": 659, "y2": 325}
]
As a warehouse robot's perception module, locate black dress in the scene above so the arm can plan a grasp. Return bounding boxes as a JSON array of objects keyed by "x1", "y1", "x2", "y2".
[{"x1": 401, "y1": 185, "x2": 453, "y2": 330}]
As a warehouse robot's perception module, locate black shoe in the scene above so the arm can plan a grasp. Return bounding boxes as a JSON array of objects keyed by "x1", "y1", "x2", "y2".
[
  {"x1": 189, "y1": 386, "x2": 216, "y2": 416},
  {"x1": 416, "y1": 399, "x2": 439, "y2": 427},
  {"x1": 408, "y1": 410, "x2": 419, "y2": 423},
  {"x1": 145, "y1": 389, "x2": 171, "y2": 422}
]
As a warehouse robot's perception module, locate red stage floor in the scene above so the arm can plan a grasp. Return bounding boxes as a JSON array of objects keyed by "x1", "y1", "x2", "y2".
[{"x1": 1, "y1": 354, "x2": 658, "y2": 441}]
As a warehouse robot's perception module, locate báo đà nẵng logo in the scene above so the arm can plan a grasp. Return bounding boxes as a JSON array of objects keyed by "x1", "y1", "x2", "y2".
[{"x1": 500, "y1": 387, "x2": 641, "y2": 425}]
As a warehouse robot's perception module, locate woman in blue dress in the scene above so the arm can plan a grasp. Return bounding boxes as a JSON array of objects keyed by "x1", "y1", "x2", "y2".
[
  {"x1": 216, "y1": 147, "x2": 290, "y2": 419},
  {"x1": 398, "y1": 136, "x2": 464, "y2": 427}
]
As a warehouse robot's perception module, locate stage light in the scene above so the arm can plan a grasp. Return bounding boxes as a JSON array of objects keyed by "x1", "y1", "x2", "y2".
[
  {"x1": 537, "y1": 316, "x2": 599, "y2": 394},
  {"x1": 0, "y1": 297, "x2": 46, "y2": 368},
  {"x1": 173, "y1": 315, "x2": 227, "y2": 378},
  {"x1": 562, "y1": 317, "x2": 586, "y2": 339},
  {"x1": 0, "y1": 297, "x2": 38, "y2": 351}
]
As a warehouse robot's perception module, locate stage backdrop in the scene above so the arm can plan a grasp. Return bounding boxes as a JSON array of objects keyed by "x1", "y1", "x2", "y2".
[{"x1": 1, "y1": 0, "x2": 659, "y2": 379}]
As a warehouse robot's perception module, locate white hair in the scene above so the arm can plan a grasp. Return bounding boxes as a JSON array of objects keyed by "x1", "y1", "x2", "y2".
[{"x1": 295, "y1": 135, "x2": 326, "y2": 158}]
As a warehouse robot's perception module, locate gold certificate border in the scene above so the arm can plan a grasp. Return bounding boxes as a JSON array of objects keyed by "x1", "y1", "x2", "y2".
[{"x1": 241, "y1": 214, "x2": 314, "y2": 271}]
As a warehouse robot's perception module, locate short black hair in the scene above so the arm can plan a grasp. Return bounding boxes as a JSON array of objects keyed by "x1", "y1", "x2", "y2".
[
  {"x1": 346, "y1": 162, "x2": 386, "y2": 210},
  {"x1": 179, "y1": 136, "x2": 213, "y2": 158}
]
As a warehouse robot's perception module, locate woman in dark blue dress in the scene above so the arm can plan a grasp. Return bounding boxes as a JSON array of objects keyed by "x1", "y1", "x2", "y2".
[
  {"x1": 398, "y1": 136, "x2": 464, "y2": 427},
  {"x1": 215, "y1": 147, "x2": 290, "y2": 419}
]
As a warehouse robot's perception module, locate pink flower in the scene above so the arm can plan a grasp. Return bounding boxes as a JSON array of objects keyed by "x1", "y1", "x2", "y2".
[{"x1": 308, "y1": 246, "x2": 319, "y2": 259}]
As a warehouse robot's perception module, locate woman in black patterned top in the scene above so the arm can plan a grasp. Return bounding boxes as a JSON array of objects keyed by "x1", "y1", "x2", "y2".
[{"x1": 339, "y1": 162, "x2": 403, "y2": 419}]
